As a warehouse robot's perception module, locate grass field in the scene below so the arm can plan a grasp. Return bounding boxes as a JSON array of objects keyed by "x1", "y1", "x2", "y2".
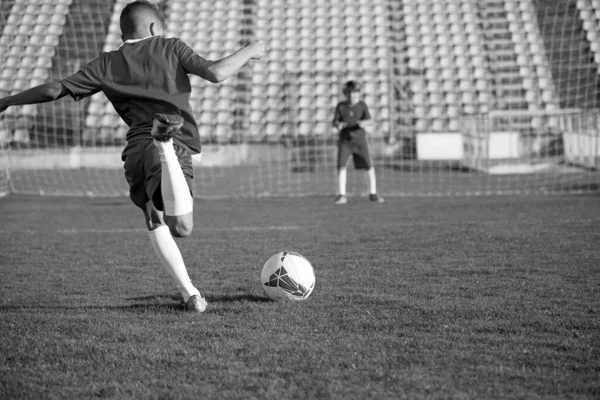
[{"x1": 1, "y1": 194, "x2": 599, "y2": 399}]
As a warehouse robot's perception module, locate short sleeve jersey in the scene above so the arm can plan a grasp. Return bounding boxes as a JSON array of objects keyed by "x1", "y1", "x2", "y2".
[
  {"x1": 60, "y1": 36, "x2": 213, "y2": 154},
  {"x1": 333, "y1": 100, "x2": 371, "y2": 140}
]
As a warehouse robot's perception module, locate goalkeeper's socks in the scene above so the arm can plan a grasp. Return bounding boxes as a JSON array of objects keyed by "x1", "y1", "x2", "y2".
[
  {"x1": 367, "y1": 167, "x2": 377, "y2": 195},
  {"x1": 338, "y1": 167, "x2": 347, "y2": 196},
  {"x1": 149, "y1": 225, "x2": 200, "y2": 302},
  {"x1": 154, "y1": 139, "x2": 193, "y2": 216}
]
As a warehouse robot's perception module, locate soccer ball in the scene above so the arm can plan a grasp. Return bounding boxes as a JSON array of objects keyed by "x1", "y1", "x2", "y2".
[{"x1": 261, "y1": 251, "x2": 315, "y2": 301}]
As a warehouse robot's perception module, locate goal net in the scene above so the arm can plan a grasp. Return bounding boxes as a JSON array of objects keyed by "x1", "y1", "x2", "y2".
[{"x1": 0, "y1": 0, "x2": 599, "y2": 198}]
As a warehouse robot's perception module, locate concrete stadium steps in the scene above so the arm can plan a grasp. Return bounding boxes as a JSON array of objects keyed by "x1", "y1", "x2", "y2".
[
  {"x1": 478, "y1": 0, "x2": 528, "y2": 112},
  {"x1": 536, "y1": 0, "x2": 600, "y2": 109},
  {"x1": 389, "y1": 0, "x2": 417, "y2": 141}
]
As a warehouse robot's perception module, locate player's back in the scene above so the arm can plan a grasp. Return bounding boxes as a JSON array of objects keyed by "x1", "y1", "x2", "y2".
[
  {"x1": 62, "y1": 35, "x2": 211, "y2": 153},
  {"x1": 111, "y1": 37, "x2": 188, "y2": 99},
  {"x1": 104, "y1": 36, "x2": 199, "y2": 150}
]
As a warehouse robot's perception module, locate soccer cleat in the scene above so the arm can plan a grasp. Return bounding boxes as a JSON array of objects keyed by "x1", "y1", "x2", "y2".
[
  {"x1": 334, "y1": 194, "x2": 347, "y2": 205},
  {"x1": 180, "y1": 294, "x2": 207, "y2": 313},
  {"x1": 369, "y1": 193, "x2": 384, "y2": 203},
  {"x1": 151, "y1": 113, "x2": 184, "y2": 141}
]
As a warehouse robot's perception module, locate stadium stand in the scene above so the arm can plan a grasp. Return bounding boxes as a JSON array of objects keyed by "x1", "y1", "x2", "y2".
[
  {"x1": 0, "y1": 0, "x2": 599, "y2": 197},
  {"x1": 86, "y1": 0, "x2": 394, "y2": 143},
  {"x1": 0, "y1": 0, "x2": 72, "y2": 143}
]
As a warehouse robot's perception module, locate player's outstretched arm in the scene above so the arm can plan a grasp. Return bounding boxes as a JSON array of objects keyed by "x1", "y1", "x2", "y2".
[
  {"x1": 0, "y1": 81, "x2": 69, "y2": 113},
  {"x1": 204, "y1": 40, "x2": 264, "y2": 83}
]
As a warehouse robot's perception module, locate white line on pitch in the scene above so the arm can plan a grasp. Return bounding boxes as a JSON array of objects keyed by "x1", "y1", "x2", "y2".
[
  {"x1": 54, "y1": 225, "x2": 306, "y2": 234},
  {"x1": 2, "y1": 218, "x2": 597, "y2": 235}
]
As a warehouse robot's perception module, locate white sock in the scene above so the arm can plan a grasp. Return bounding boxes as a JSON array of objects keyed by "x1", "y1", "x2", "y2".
[
  {"x1": 338, "y1": 167, "x2": 347, "y2": 195},
  {"x1": 367, "y1": 168, "x2": 377, "y2": 195},
  {"x1": 149, "y1": 225, "x2": 200, "y2": 302},
  {"x1": 154, "y1": 139, "x2": 194, "y2": 216}
]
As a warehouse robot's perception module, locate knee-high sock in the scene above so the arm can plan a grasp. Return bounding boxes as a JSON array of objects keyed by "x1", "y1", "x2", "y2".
[
  {"x1": 338, "y1": 167, "x2": 347, "y2": 196},
  {"x1": 154, "y1": 139, "x2": 193, "y2": 216},
  {"x1": 367, "y1": 167, "x2": 377, "y2": 195},
  {"x1": 149, "y1": 225, "x2": 200, "y2": 302}
]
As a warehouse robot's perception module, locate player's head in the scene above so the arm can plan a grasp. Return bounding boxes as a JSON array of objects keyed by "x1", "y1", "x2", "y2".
[
  {"x1": 120, "y1": 0, "x2": 165, "y2": 41},
  {"x1": 343, "y1": 80, "x2": 362, "y2": 103}
]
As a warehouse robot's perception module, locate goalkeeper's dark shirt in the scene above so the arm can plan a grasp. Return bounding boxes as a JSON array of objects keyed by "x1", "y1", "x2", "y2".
[
  {"x1": 333, "y1": 100, "x2": 371, "y2": 141},
  {"x1": 60, "y1": 36, "x2": 213, "y2": 154}
]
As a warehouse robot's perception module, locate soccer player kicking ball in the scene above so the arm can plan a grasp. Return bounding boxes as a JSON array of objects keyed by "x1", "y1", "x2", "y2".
[
  {"x1": 0, "y1": 0, "x2": 265, "y2": 312},
  {"x1": 332, "y1": 81, "x2": 384, "y2": 205}
]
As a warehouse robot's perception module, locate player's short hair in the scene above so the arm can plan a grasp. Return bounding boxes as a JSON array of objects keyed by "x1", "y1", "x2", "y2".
[
  {"x1": 120, "y1": 0, "x2": 165, "y2": 36},
  {"x1": 344, "y1": 81, "x2": 362, "y2": 93}
]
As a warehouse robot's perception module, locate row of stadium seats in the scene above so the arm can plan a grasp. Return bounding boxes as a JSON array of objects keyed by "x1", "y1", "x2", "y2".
[
  {"x1": 0, "y1": 0, "x2": 72, "y2": 102},
  {"x1": 0, "y1": 0, "x2": 596, "y2": 144},
  {"x1": 510, "y1": 0, "x2": 559, "y2": 111},
  {"x1": 86, "y1": 0, "x2": 395, "y2": 141},
  {"x1": 403, "y1": 0, "x2": 494, "y2": 130},
  {"x1": 407, "y1": 0, "x2": 565, "y2": 132},
  {"x1": 251, "y1": 0, "x2": 391, "y2": 138},
  {"x1": 577, "y1": 0, "x2": 600, "y2": 65}
]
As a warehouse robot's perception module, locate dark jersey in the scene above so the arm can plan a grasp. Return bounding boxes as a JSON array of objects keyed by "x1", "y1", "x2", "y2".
[
  {"x1": 60, "y1": 36, "x2": 213, "y2": 154},
  {"x1": 333, "y1": 100, "x2": 371, "y2": 140}
]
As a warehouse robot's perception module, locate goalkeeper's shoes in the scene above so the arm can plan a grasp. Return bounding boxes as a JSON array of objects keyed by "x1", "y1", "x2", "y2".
[
  {"x1": 180, "y1": 294, "x2": 207, "y2": 313},
  {"x1": 369, "y1": 193, "x2": 385, "y2": 203},
  {"x1": 334, "y1": 194, "x2": 347, "y2": 205},
  {"x1": 151, "y1": 113, "x2": 184, "y2": 142}
]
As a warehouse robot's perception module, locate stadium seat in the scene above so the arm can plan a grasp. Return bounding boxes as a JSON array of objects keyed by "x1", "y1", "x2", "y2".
[
  {"x1": 0, "y1": 0, "x2": 557, "y2": 139},
  {"x1": 265, "y1": 122, "x2": 280, "y2": 137}
]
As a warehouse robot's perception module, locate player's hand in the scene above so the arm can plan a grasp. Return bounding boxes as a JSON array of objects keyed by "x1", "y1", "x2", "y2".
[
  {"x1": 337, "y1": 121, "x2": 347, "y2": 130},
  {"x1": 246, "y1": 40, "x2": 265, "y2": 60}
]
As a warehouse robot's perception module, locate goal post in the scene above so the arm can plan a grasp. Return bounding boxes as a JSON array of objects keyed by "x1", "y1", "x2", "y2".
[
  {"x1": 560, "y1": 110, "x2": 600, "y2": 170},
  {"x1": 461, "y1": 108, "x2": 588, "y2": 172}
]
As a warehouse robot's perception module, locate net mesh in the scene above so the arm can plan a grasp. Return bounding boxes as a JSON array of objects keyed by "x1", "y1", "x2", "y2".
[{"x1": 0, "y1": 0, "x2": 598, "y2": 198}]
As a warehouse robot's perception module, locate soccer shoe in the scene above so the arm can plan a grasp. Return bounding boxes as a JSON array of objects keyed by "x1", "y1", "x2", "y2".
[
  {"x1": 369, "y1": 193, "x2": 385, "y2": 203},
  {"x1": 180, "y1": 294, "x2": 207, "y2": 313},
  {"x1": 151, "y1": 113, "x2": 184, "y2": 141},
  {"x1": 334, "y1": 194, "x2": 347, "y2": 205}
]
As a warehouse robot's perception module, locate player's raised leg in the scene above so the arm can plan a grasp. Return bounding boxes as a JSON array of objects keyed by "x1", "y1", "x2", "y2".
[
  {"x1": 145, "y1": 202, "x2": 207, "y2": 312},
  {"x1": 151, "y1": 113, "x2": 194, "y2": 237}
]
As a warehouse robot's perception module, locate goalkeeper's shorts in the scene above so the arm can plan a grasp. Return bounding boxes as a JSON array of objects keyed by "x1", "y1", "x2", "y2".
[
  {"x1": 122, "y1": 139, "x2": 194, "y2": 211},
  {"x1": 337, "y1": 135, "x2": 372, "y2": 170}
]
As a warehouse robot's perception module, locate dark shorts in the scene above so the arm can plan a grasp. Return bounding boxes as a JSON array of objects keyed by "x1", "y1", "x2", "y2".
[
  {"x1": 122, "y1": 139, "x2": 194, "y2": 211},
  {"x1": 337, "y1": 132, "x2": 372, "y2": 170}
]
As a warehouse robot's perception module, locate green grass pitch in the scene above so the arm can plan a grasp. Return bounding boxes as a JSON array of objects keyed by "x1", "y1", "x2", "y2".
[{"x1": 1, "y1": 194, "x2": 599, "y2": 399}]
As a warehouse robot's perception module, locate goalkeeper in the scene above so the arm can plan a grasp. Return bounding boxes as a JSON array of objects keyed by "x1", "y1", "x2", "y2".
[
  {"x1": 0, "y1": 0, "x2": 264, "y2": 312},
  {"x1": 332, "y1": 80, "x2": 384, "y2": 204}
]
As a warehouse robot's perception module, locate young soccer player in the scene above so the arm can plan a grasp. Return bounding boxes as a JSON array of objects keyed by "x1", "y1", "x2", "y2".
[
  {"x1": 332, "y1": 80, "x2": 384, "y2": 204},
  {"x1": 0, "y1": 0, "x2": 265, "y2": 312}
]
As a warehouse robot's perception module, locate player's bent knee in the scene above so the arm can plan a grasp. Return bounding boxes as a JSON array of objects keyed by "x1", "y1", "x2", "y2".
[
  {"x1": 166, "y1": 215, "x2": 193, "y2": 237},
  {"x1": 171, "y1": 226, "x2": 192, "y2": 238}
]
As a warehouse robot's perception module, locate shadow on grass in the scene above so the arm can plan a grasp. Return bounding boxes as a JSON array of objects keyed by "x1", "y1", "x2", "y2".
[
  {"x1": 209, "y1": 293, "x2": 271, "y2": 303},
  {"x1": 128, "y1": 293, "x2": 271, "y2": 303},
  {"x1": 115, "y1": 303, "x2": 182, "y2": 313},
  {"x1": 0, "y1": 294, "x2": 271, "y2": 313},
  {"x1": 127, "y1": 294, "x2": 181, "y2": 302},
  {"x1": 0, "y1": 303, "x2": 181, "y2": 313}
]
